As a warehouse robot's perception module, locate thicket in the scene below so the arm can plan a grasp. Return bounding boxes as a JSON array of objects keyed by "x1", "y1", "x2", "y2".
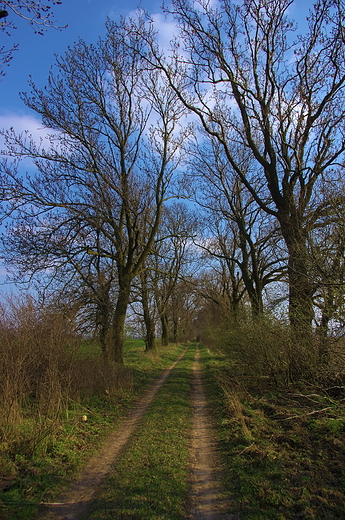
[
  {"x1": 198, "y1": 302, "x2": 345, "y2": 390},
  {"x1": 0, "y1": 297, "x2": 132, "y2": 491}
]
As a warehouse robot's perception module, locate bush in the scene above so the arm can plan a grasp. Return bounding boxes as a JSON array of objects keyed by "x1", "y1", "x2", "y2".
[
  {"x1": 202, "y1": 315, "x2": 332, "y2": 387},
  {"x1": 0, "y1": 296, "x2": 132, "y2": 460}
]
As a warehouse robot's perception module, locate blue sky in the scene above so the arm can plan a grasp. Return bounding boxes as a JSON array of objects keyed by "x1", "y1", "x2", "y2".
[
  {"x1": 0, "y1": 0, "x2": 162, "y2": 112},
  {"x1": 0, "y1": 0, "x2": 313, "y2": 294},
  {"x1": 0, "y1": 0, "x2": 311, "y2": 117}
]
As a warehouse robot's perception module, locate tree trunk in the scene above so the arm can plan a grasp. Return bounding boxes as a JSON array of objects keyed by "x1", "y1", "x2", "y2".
[
  {"x1": 142, "y1": 293, "x2": 156, "y2": 351},
  {"x1": 140, "y1": 272, "x2": 156, "y2": 351},
  {"x1": 145, "y1": 318, "x2": 156, "y2": 351},
  {"x1": 161, "y1": 313, "x2": 169, "y2": 346},
  {"x1": 316, "y1": 289, "x2": 335, "y2": 360},
  {"x1": 247, "y1": 284, "x2": 264, "y2": 319},
  {"x1": 279, "y1": 217, "x2": 314, "y2": 333},
  {"x1": 111, "y1": 281, "x2": 131, "y2": 365},
  {"x1": 99, "y1": 319, "x2": 113, "y2": 363},
  {"x1": 173, "y1": 316, "x2": 178, "y2": 343},
  {"x1": 96, "y1": 285, "x2": 113, "y2": 362},
  {"x1": 237, "y1": 227, "x2": 264, "y2": 319},
  {"x1": 287, "y1": 252, "x2": 314, "y2": 332},
  {"x1": 241, "y1": 265, "x2": 263, "y2": 318}
]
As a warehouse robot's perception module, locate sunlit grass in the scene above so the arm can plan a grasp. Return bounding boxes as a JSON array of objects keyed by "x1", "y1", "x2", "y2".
[
  {"x1": 88, "y1": 343, "x2": 195, "y2": 520},
  {"x1": 0, "y1": 340, "x2": 188, "y2": 520}
]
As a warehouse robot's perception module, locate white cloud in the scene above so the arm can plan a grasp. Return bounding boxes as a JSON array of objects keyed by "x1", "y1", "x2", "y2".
[
  {"x1": 0, "y1": 112, "x2": 54, "y2": 147},
  {"x1": 0, "y1": 112, "x2": 55, "y2": 142},
  {"x1": 151, "y1": 12, "x2": 178, "y2": 52},
  {"x1": 0, "y1": 111, "x2": 61, "y2": 163}
]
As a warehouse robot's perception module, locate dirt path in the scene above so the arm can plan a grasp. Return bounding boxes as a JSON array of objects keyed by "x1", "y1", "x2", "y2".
[
  {"x1": 188, "y1": 346, "x2": 235, "y2": 520},
  {"x1": 38, "y1": 345, "x2": 235, "y2": 520},
  {"x1": 38, "y1": 349, "x2": 187, "y2": 520}
]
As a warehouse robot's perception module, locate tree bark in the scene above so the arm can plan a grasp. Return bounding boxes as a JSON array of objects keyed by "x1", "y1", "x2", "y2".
[
  {"x1": 279, "y1": 216, "x2": 314, "y2": 332},
  {"x1": 161, "y1": 313, "x2": 169, "y2": 346},
  {"x1": 111, "y1": 281, "x2": 131, "y2": 365},
  {"x1": 145, "y1": 318, "x2": 156, "y2": 351},
  {"x1": 98, "y1": 305, "x2": 113, "y2": 363},
  {"x1": 142, "y1": 290, "x2": 156, "y2": 351}
]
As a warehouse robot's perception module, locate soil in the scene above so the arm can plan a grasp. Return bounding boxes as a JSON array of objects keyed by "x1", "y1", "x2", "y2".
[
  {"x1": 188, "y1": 347, "x2": 235, "y2": 520},
  {"x1": 38, "y1": 345, "x2": 234, "y2": 520}
]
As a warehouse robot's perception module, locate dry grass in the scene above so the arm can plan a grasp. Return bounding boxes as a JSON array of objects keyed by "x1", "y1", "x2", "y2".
[
  {"x1": 0, "y1": 296, "x2": 133, "y2": 462},
  {"x1": 203, "y1": 342, "x2": 345, "y2": 519}
]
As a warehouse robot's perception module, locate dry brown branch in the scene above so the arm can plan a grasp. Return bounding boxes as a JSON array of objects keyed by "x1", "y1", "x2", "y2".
[{"x1": 283, "y1": 406, "x2": 334, "y2": 420}]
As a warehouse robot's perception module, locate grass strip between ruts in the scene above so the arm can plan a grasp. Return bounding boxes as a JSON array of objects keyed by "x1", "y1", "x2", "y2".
[{"x1": 88, "y1": 342, "x2": 196, "y2": 520}]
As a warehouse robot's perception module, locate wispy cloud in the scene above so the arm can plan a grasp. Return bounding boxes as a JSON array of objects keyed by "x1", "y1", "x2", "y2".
[
  {"x1": 0, "y1": 111, "x2": 57, "y2": 151},
  {"x1": 0, "y1": 112, "x2": 48, "y2": 138}
]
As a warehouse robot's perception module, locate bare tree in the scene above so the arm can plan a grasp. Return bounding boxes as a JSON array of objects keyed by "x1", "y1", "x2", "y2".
[
  {"x1": 129, "y1": 260, "x2": 158, "y2": 351},
  {"x1": 0, "y1": 19, "x2": 187, "y2": 364},
  {"x1": 141, "y1": 203, "x2": 196, "y2": 346},
  {"x1": 191, "y1": 136, "x2": 286, "y2": 318},
  {"x1": 135, "y1": 0, "x2": 345, "y2": 333},
  {"x1": 2, "y1": 214, "x2": 119, "y2": 360}
]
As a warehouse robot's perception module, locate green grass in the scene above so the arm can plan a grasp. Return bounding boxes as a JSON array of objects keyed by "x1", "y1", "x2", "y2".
[
  {"x1": 0, "y1": 340, "x2": 188, "y2": 520},
  {"x1": 124, "y1": 339, "x2": 187, "y2": 393},
  {"x1": 201, "y1": 343, "x2": 345, "y2": 519},
  {"x1": 8, "y1": 338, "x2": 345, "y2": 520},
  {"x1": 88, "y1": 343, "x2": 195, "y2": 520}
]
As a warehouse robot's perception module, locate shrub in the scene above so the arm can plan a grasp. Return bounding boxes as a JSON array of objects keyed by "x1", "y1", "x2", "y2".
[
  {"x1": 0, "y1": 296, "x2": 132, "y2": 459},
  {"x1": 203, "y1": 315, "x2": 330, "y2": 387}
]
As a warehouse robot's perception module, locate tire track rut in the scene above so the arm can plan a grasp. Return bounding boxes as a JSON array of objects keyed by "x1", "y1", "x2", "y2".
[
  {"x1": 38, "y1": 348, "x2": 188, "y2": 520},
  {"x1": 189, "y1": 346, "x2": 235, "y2": 520},
  {"x1": 39, "y1": 345, "x2": 235, "y2": 519}
]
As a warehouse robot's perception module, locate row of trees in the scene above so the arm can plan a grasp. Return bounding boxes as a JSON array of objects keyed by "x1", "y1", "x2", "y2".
[{"x1": 1, "y1": 0, "x2": 345, "y2": 364}]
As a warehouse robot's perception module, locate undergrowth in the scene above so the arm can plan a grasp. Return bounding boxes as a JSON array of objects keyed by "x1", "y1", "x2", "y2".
[{"x1": 202, "y1": 343, "x2": 345, "y2": 519}]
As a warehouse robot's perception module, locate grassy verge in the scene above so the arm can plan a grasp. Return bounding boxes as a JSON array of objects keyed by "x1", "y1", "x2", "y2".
[
  {"x1": 88, "y1": 342, "x2": 196, "y2": 520},
  {"x1": 0, "y1": 341, "x2": 187, "y2": 520},
  {"x1": 201, "y1": 343, "x2": 345, "y2": 520}
]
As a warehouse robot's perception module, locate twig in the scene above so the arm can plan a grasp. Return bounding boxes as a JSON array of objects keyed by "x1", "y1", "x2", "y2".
[
  {"x1": 289, "y1": 392, "x2": 326, "y2": 404},
  {"x1": 237, "y1": 442, "x2": 255, "y2": 455},
  {"x1": 283, "y1": 406, "x2": 333, "y2": 420},
  {"x1": 68, "y1": 398, "x2": 98, "y2": 416}
]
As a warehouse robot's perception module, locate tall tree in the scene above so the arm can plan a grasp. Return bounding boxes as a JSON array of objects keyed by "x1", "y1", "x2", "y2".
[
  {"x1": 130, "y1": 265, "x2": 158, "y2": 351},
  {"x1": 0, "y1": 19, "x2": 187, "y2": 364},
  {"x1": 191, "y1": 137, "x2": 286, "y2": 318},
  {"x1": 137, "y1": 0, "x2": 345, "y2": 333}
]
